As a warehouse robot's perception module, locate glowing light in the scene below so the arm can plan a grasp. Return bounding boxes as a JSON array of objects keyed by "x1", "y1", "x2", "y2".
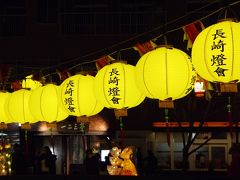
[
  {"x1": 6, "y1": 89, "x2": 37, "y2": 124},
  {"x1": 0, "y1": 92, "x2": 11, "y2": 124},
  {"x1": 94, "y1": 63, "x2": 145, "y2": 109},
  {"x1": 192, "y1": 20, "x2": 240, "y2": 83},
  {"x1": 29, "y1": 84, "x2": 68, "y2": 122},
  {"x1": 135, "y1": 47, "x2": 196, "y2": 100},
  {"x1": 60, "y1": 74, "x2": 104, "y2": 116}
]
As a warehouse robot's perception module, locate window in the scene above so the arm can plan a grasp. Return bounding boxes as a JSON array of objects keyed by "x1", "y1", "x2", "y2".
[
  {"x1": 0, "y1": 0, "x2": 25, "y2": 36},
  {"x1": 36, "y1": 0, "x2": 58, "y2": 23},
  {"x1": 174, "y1": 143, "x2": 183, "y2": 169},
  {"x1": 194, "y1": 144, "x2": 228, "y2": 170},
  {"x1": 156, "y1": 143, "x2": 170, "y2": 169},
  {"x1": 195, "y1": 145, "x2": 209, "y2": 169},
  {"x1": 211, "y1": 146, "x2": 226, "y2": 169}
]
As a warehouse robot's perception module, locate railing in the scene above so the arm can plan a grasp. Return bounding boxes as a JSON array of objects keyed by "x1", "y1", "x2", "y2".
[
  {"x1": 0, "y1": 11, "x2": 167, "y2": 36},
  {"x1": 60, "y1": 11, "x2": 163, "y2": 35},
  {"x1": 0, "y1": 14, "x2": 26, "y2": 36}
]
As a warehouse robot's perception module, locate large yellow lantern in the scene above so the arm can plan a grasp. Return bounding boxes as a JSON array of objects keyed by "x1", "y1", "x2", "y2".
[
  {"x1": 29, "y1": 84, "x2": 68, "y2": 122},
  {"x1": 0, "y1": 92, "x2": 11, "y2": 123},
  {"x1": 59, "y1": 74, "x2": 104, "y2": 116},
  {"x1": 135, "y1": 47, "x2": 196, "y2": 100},
  {"x1": 6, "y1": 89, "x2": 37, "y2": 124},
  {"x1": 192, "y1": 21, "x2": 240, "y2": 83},
  {"x1": 94, "y1": 62, "x2": 145, "y2": 109}
]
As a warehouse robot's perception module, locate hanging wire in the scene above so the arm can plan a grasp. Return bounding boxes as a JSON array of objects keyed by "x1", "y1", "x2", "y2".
[
  {"x1": 41, "y1": 0, "x2": 240, "y2": 68},
  {"x1": 38, "y1": 0, "x2": 229, "y2": 70},
  {"x1": 5, "y1": 0, "x2": 240, "y2": 84}
]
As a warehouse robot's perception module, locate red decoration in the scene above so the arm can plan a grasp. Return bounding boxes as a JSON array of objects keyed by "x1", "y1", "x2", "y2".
[
  {"x1": 183, "y1": 20, "x2": 205, "y2": 43},
  {"x1": 32, "y1": 72, "x2": 43, "y2": 82},
  {"x1": 95, "y1": 55, "x2": 113, "y2": 70},
  {"x1": 56, "y1": 69, "x2": 71, "y2": 81},
  {"x1": 11, "y1": 81, "x2": 22, "y2": 91},
  {"x1": 183, "y1": 20, "x2": 205, "y2": 49},
  {"x1": 0, "y1": 64, "x2": 11, "y2": 83},
  {"x1": 134, "y1": 40, "x2": 157, "y2": 56}
]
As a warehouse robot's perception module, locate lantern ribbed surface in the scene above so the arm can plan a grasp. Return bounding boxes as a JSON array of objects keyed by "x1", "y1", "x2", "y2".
[
  {"x1": 0, "y1": 92, "x2": 11, "y2": 124},
  {"x1": 7, "y1": 89, "x2": 37, "y2": 124},
  {"x1": 59, "y1": 74, "x2": 104, "y2": 116},
  {"x1": 135, "y1": 47, "x2": 196, "y2": 100},
  {"x1": 192, "y1": 21, "x2": 240, "y2": 83},
  {"x1": 94, "y1": 63, "x2": 145, "y2": 109},
  {"x1": 29, "y1": 84, "x2": 68, "y2": 122}
]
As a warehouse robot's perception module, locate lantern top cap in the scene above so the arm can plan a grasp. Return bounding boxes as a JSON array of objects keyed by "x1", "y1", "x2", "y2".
[
  {"x1": 217, "y1": 18, "x2": 238, "y2": 23},
  {"x1": 110, "y1": 60, "x2": 127, "y2": 64},
  {"x1": 0, "y1": 90, "x2": 8, "y2": 93},
  {"x1": 45, "y1": 82, "x2": 57, "y2": 85},
  {"x1": 77, "y1": 71, "x2": 96, "y2": 76},
  {"x1": 156, "y1": 45, "x2": 174, "y2": 49}
]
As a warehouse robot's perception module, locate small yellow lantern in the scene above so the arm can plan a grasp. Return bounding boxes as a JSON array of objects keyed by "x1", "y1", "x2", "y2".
[
  {"x1": 192, "y1": 21, "x2": 240, "y2": 83},
  {"x1": 94, "y1": 62, "x2": 145, "y2": 109},
  {"x1": 59, "y1": 74, "x2": 104, "y2": 116},
  {"x1": 21, "y1": 74, "x2": 42, "y2": 90},
  {"x1": 0, "y1": 92, "x2": 11, "y2": 124},
  {"x1": 135, "y1": 47, "x2": 196, "y2": 100},
  {"x1": 29, "y1": 84, "x2": 68, "y2": 122},
  {"x1": 6, "y1": 89, "x2": 37, "y2": 124}
]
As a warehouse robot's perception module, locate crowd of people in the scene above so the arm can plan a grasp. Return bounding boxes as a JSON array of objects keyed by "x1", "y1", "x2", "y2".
[
  {"x1": 84, "y1": 149, "x2": 101, "y2": 175},
  {"x1": 10, "y1": 143, "x2": 240, "y2": 176},
  {"x1": 11, "y1": 144, "x2": 57, "y2": 175}
]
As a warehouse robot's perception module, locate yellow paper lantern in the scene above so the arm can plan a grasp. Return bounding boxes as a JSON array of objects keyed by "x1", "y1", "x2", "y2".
[
  {"x1": 192, "y1": 21, "x2": 240, "y2": 83},
  {"x1": 0, "y1": 92, "x2": 11, "y2": 124},
  {"x1": 6, "y1": 89, "x2": 37, "y2": 124},
  {"x1": 135, "y1": 47, "x2": 196, "y2": 100},
  {"x1": 59, "y1": 74, "x2": 104, "y2": 116},
  {"x1": 94, "y1": 63, "x2": 145, "y2": 109},
  {"x1": 29, "y1": 84, "x2": 68, "y2": 122},
  {"x1": 22, "y1": 74, "x2": 42, "y2": 90}
]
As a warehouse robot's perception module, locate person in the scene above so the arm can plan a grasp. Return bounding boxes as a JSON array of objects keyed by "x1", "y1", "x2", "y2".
[
  {"x1": 228, "y1": 144, "x2": 240, "y2": 177},
  {"x1": 143, "y1": 150, "x2": 158, "y2": 176},
  {"x1": 105, "y1": 152, "x2": 111, "y2": 167},
  {"x1": 84, "y1": 149, "x2": 100, "y2": 175},
  {"x1": 38, "y1": 146, "x2": 57, "y2": 174},
  {"x1": 92, "y1": 152, "x2": 101, "y2": 175},
  {"x1": 11, "y1": 143, "x2": 27, "y2": 175},
  {"x1": 136, "y1": 147, "x2": 143, "y2": 175},
  {"x1": 33, "y1": 149, "x2": 41, "y2": 174}
]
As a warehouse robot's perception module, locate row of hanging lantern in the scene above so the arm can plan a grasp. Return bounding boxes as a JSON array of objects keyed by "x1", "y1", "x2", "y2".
[
  {"x1": 0, "y1": 20, "x2": 238, "y2": 124},
  {"x1": 0, "y1": 48, "x2": 195, "y2": 124},
  {"x1": 0, "y1": 74, "x2": 105, "y2": 124}
]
